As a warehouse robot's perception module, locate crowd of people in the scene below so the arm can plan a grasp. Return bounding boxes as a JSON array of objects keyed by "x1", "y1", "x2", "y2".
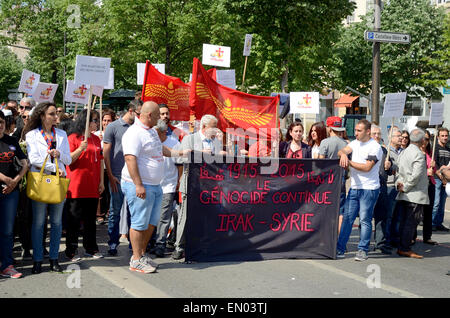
[{"x1": 0, "y1": 96, "x2": 449, "y2": 278}]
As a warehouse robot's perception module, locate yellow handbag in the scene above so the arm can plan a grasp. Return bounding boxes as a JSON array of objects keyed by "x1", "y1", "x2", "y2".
[{"x1": 26, "y1": 154, "x2": 70, "y2": 204}]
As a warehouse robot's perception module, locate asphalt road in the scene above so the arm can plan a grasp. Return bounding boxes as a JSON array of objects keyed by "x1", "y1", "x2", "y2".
[{"x1": 1, "y1": 210, "x2": 449, "y2": 300}]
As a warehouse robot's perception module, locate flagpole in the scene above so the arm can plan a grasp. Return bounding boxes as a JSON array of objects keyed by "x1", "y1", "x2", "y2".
[
  {"x1": 100, "y1": 95, "x2": 103, "y2": 134},
  {"x1": 432, "y1": 125, "x2": 438, "y2": 163},
  {"x1": 74, "y1": 103, "x2": 78, "y2": 117},
  {"x1": 273, "y1": 99, "x2": 280, "y2": 158},
  {"x1": 241, "y1": 56, "x2": 248, "y2": 91},
  {"x1": 84, "y1": 87, "x2": 93, "y2": 140}
]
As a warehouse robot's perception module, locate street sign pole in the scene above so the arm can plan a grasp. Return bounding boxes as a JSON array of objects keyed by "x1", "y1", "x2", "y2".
[{"x1": 371, "y1": 0, "x2": 381, "y2": 125}]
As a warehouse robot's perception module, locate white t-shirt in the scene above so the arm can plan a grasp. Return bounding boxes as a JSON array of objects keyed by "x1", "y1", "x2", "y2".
[
  {"x1": 348, "y1": 138, "x2": 383, "y2": 190},
  {"x1": 160, "y1": 136, "x2": 180, "y2": 193},
  {"x1": 121, "y1": 119, "x2": 164, "y2": 186},
  {"x1": 312, "y1": 144, "x2": 320, "y2": 158}
]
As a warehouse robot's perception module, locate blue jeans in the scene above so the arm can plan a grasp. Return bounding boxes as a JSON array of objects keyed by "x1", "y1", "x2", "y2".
[
  {"x1": 31, "y1": 200, "x2": 64, "y2": 261},
  {"x1": 0, "y1": 190, "x2": 19, "y2": 270},
  {"x1": 337, "y1": 188, "x2": 380, "y2": 253},
  {"x1": 432, "y1": 177, "x2": 446, "y2": 227},
  {"x1": 108, "y1": 178, "x2": 124, "y2": 250}
]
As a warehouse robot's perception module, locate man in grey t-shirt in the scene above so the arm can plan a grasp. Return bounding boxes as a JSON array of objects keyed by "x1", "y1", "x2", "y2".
[
  {"x1": 319, "y1": 116, "x2": 348, "y2": 233},
  {"x1": 103, "y1": 99, "x2": 142, "y2": 255}
]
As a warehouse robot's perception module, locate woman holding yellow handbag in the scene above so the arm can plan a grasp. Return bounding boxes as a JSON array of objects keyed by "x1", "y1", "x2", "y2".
[{"x1": 24, "y1": 102, "x2": 72, "y2": 274}]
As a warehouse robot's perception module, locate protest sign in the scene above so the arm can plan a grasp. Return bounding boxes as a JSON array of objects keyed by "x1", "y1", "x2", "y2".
[
  {"x1": 243, "y1": 34, "x2": 253, "y2": 56},
  {"x1": 429, "y1": 103, "x2": 444, "y2": 126},
  {"x1": 74, "y1": 55, "x2": 111, "y2": 87},
  {"x1": 65, "y1": 80, "x2": 90, "y2": 104},
  {"x1": 289, "y1": 92, "x2": 320, "y2": 114},
  {"x1": 216, "y1": 69, "x2": 236, "y2": 90},
  {"x1": 18, "y1": 69, "x2": 40, "y2": 94},
  {"x1": 105, "y1": 68, "x2": 114, "y2": 90},
  {"x1": 382, "y1": 92, "x2": 406, "y2": 118},
  {"x1": 185, "y1": 154, "x2": 342, "y2": 262},
  {"x1": 202, "y1": 44, "x2": 231, "y2": 68},
  {"x1": 92, "y1": 85, "x2": 104, "y2": 97},
  {"x1": 33, "y1": 83, "x2": 58, "y2": 104},
  {"x1": 137, "y1": 63, "x2": 165, "y2": 85}
]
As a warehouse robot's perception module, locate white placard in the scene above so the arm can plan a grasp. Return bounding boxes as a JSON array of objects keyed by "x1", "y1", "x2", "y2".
[
  {"x1": 429, "y1": 103, "x2": 445, "y2": 126},
  {"x1": 74, "y1": 55, "x2": 111, "y2": 86},
  {"x1": 104, "y1": 68, "x2": 114, "y2": 90},
  {"x1": 33, "y1": 83, "x2": 58, "y2": 104},
  {"x1": 18, "y1": 69, "x2": 40, "y2": 94},
  {"x1": 382, "y1": 92, "x2": 407, "y2": 118},
  {"x1": 202, "y1": 44, "x2": 231, "y2": 68},
  {"x1": 92, "y1": 85, "x2": 104, "y2": 97},
  {"x1": 289, "y1": 92, "x2": 320, "y2": 114},
  {"x1": 243, "y1": 34, "x2": 252, "y2": 56},
  {"x1": 65, "y1": 80, "x2": 90, "y2": 104},
  {"x1": 137, "y1": 63, "x2": 165, "y2": 85},
  {"x1": 216, "y1": 70, "x2": 236, "y2": 90}
]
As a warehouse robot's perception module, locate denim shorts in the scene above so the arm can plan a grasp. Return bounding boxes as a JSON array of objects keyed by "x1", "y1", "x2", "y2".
[{"x1": 121, "y1": 181, "x2": 163, "y2": 231}]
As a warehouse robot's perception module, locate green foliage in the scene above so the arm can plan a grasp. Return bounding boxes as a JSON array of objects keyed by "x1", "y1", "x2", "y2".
[
  {"x1": 0, "y1": 46, "x2": 23, "y2": 101},
  {"x1": 329, "y1": 0, "x2": 448, "y2": 99}
]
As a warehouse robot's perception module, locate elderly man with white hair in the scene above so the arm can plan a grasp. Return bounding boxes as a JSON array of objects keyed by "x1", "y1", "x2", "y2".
[
  {"x1": 395, "y1": 128, "x2": 429, "y2": 259},
  {"x1": 172, "y1": 114, "x2": 226, "y2": 260}
]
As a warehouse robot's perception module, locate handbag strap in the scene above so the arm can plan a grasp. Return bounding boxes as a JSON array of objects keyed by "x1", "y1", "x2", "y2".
[{"x1": 39, "y1": 154, "x2": 61, "y2": 185}]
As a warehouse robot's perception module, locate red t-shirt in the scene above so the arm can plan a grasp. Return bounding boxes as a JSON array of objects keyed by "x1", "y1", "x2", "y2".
[{"x1": 66, "y1": 133, "x2": 103, "y2": 199}]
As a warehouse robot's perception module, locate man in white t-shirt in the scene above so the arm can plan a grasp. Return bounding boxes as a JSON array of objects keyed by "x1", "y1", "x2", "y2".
[
  {"x1": 336, "y1": 119, "x2": 383, "y2": 261},
  {"x1": 121, "y1": 101, "x2": 189, "y2": 274}
]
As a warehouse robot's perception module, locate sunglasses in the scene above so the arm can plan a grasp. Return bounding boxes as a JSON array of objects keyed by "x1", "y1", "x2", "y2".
[
  {"x1": 57, "y1": 110, "x2": 63, "y2": 113},
  {"x1": 20, "y1": 106, "x2": 32, "y2": 110},
  {"x1": 22, "y1": 115, "x2": 29, "y2": 119},
  {"x1": 91, "y1": 118, "x2": 99, "y2": 123}
]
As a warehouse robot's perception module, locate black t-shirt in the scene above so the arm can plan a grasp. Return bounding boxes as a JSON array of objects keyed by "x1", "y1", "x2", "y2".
[
  {"x1": 0, "y1": 134, "x2": 27, "y2": 187},
  {"x1": 434, "y1": 143, "x2": 450, "y2": 169}
]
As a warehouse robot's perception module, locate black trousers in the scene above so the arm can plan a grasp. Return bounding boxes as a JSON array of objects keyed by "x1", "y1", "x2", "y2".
[
  {"x1": 65, "y1": 198, "x2": 99, "y2": 254},
  {"x1": 413, "y1": 182, "x2": 434, "y2": 241},
  {"x1": 398, "y1": 200, "x2": 424, "y2": 252},
  {"x1": 98, "y1": 170, "x2": 110, "y2": 218}
]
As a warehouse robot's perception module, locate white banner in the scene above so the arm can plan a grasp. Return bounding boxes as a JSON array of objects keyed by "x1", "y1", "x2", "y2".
[
  {"x1": 216, "y1": 70, "x2": 236, "y2": 90},
  {"x1": 202, "y1": 44, "x2": 231, "y2": 68},
  {"x1": 289, "y1": 92, "x2": 320, "y2": 114},
  {"x1": 65, "y1": 80, "x2": 90, "y2": 104},
  {"x1": 18, "y1": 69, "x2": 40, "y2": 94},
  {"x1": 74, "y1": 55, "x2": 111, "y2": 87},
  {"x1": 382, "y1": 92, "x2": 407, "y2": 118},
  {"x1": 429, "y1": 103, "x2": 445, "y2": 126},
  {"x1": 33, "y1": 83, "x2": 58, "y2": 104},
  {"x1": 243, "y1": 34, "x2": 253, "y2": 56},
  {"x1": 137, "y1": 63, "x2": 165, "y2": 85}
]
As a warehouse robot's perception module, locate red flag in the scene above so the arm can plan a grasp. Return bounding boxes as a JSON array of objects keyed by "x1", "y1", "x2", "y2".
[
  {"x1": 141, "y1": 61, "x2": 190, "y2": 121},
  {"x1": 190, "y1": 58, "x2": 279, "y2": 138}
]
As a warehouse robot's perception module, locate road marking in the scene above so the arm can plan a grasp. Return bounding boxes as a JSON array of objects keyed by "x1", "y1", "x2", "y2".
[
  {"x1": 301, "y1": 260, "x2": 422, "y2": 298},
  {"x1": 89, "y1": 265, "x2": 171, "y2": 298}
]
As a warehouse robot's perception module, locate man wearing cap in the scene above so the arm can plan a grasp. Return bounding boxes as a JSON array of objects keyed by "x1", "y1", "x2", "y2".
[{"x1": 319, "y1": 116, "x2": 348, "y2": 233}]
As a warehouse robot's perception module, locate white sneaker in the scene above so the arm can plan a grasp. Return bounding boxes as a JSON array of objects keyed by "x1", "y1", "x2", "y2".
[
  {"x1": 85, "y1": 252, "x2": 104, "y2": 259},
  {"x1": 129, "y1": 256, "x2": 157, "y2": 274},
  {"x1": 142, "y1": 253, "x2": 159, "y2": 268}
]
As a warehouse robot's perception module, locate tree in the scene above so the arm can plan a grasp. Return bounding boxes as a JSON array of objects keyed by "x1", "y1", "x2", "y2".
[
  {"x1": 226, "y1": 0, "x2": 355, "y2": 94},
  {"x1": 328, "y1": 0, "x2": 448, "y2": 99},
  {"x1": 0, "y1": 46, "x2": 23, "y2": 101}
]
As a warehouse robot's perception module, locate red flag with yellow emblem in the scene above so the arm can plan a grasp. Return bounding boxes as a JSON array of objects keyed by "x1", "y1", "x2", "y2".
[
  {"x1": 141, "y1": 61, "x2": 190, "y2": 121},
  {"x1": 190, "y1": 58, "x2": 279, "y2": 138}
]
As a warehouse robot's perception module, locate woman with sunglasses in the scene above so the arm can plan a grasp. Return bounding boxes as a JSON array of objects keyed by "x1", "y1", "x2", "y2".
[
  {"x1": 401, "y1": 130, "x2": 410, "y2": 151},
  {"x1": 24, "y1": 102, "x2": 72, "y2": 274},
  {"x1": 64, "y1": 109, "x2": 105, "y2": 261}
]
